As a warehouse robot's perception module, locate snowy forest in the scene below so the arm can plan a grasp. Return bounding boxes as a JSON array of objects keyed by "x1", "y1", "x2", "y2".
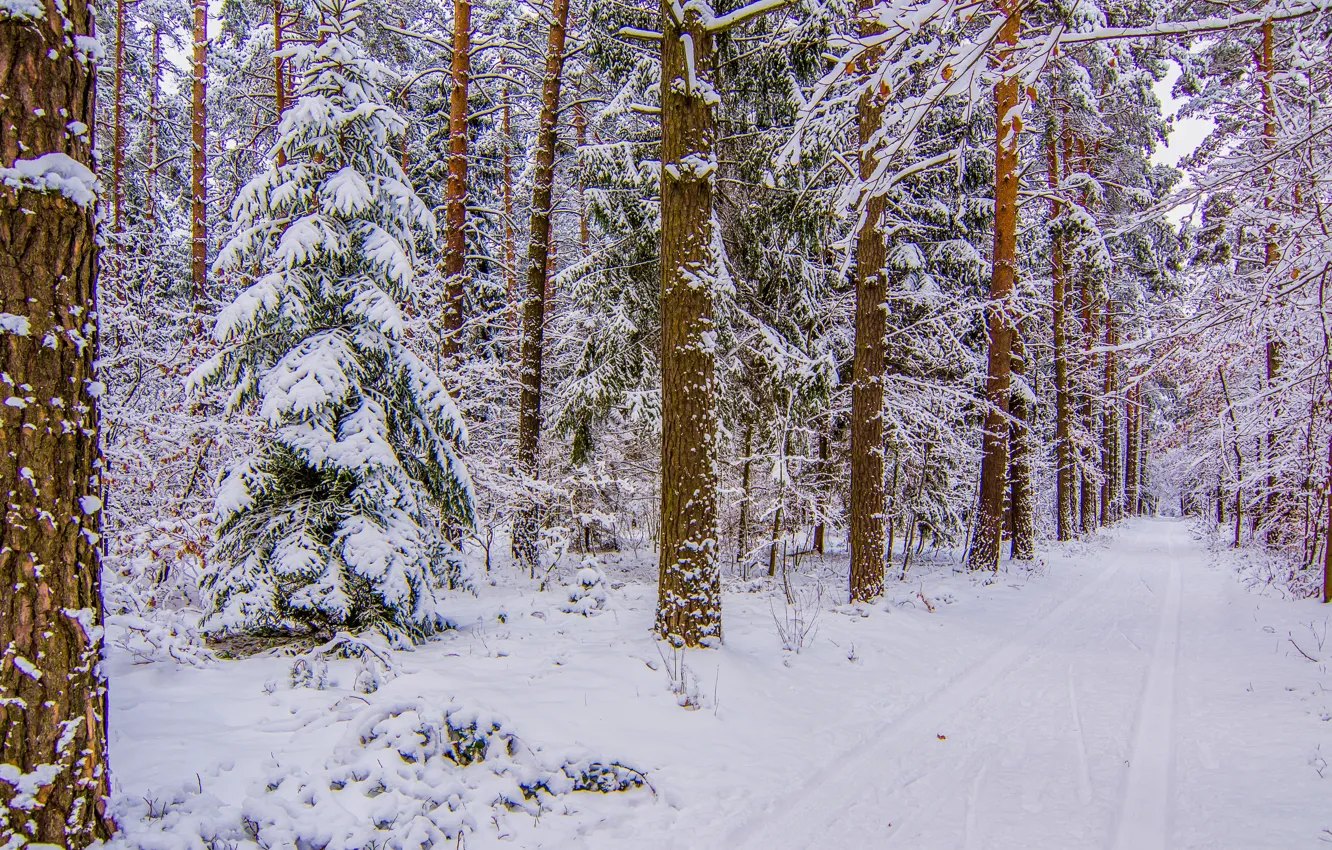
[{"x1": 3, "y1": 0, "x2": 1332, "y2": 843}]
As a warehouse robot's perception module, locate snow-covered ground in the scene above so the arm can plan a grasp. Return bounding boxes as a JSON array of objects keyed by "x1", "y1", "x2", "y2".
[{"x1": 107, "y1": 519, "x2": 1332, "y2": 848}]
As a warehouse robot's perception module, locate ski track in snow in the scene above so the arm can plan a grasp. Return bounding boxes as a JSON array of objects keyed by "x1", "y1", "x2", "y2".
[
  {"x1": 724, "y1": 552, "x2": 1130, "y2": 850},
  {"x1": 723, "y1": 519, "x2": 1323, "y2": 850},
  {"x1": 1111, "y1": 535, "x2": 1182, "y2": 850}
]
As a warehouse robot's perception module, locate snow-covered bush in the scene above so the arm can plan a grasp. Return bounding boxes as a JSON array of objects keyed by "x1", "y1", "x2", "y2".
[
  {"x1": 187, "y1": 0, "x2": 473, "y2": 646},
  {"x1": 110, "y1": 698, "x2": 647, "y2": 849},
  {"x1": 560, "y1": 559, "x2": 610, "y2": 616}
]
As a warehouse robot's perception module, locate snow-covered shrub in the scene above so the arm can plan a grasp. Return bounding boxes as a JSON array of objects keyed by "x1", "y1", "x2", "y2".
[
  {"x1": 560, "y1": 559, "x2": 609, "y2": 616},
  {"x1": 110, "y1": 698, "x2": 647, "y2": 850},
  {"x1": 105, "y1": 612, "x2": 216, "y2": 667},
  {"x1": 187, "y1": 0, "x2": 473, "y2": 646}
]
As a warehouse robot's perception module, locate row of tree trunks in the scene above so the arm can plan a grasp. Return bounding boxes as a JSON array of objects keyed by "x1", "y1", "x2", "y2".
[
  {"x1": 847, "y1": 0, "x2": 888, "y2": 601},
  {"x1": 655, "y1": 0, "x2": 722, "y2": 646},
  {"x1": 440, "y1": 0, "x2": 471, "y2": 359},
  {"x1": 513, "y1": 0, "x2": 571, "y2": 568},
  {"x1": 966, "y1": 0, "x2": 1021, "y2": 572},
  {"x1": 0, "y1": 0, "x2": 112, "y2": 842}
]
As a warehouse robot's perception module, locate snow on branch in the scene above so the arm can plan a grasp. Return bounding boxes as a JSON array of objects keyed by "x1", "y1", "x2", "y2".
[
  {"x1": 1046, "y1": 0, "x2": 1331, "y2": 45},
  {"x1": 705, "y1": 0, "x2": 798, "y2": 32}
]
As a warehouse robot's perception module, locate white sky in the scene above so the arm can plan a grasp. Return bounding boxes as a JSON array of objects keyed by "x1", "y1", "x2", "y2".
[{"x1": 1150, "y1": 62, "x2": 1213, "y2": 225}]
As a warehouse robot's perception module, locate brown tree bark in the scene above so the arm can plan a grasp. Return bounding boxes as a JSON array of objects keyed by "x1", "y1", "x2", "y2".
[
  {"x1": 1009, "y1": 318, "x2": 1035, "y2": 559},
  {"x1": 813, "y1": 432, "x2": 829, "y2": 555},
  {"x1": 111, "y1": 0, "x2": 126, "y2": 237},
  {"x1": 848, "y1": 0, "x2": 888, "y2": 601},
  {"x1": 0, "y1": 0, "x2": 112, "y2": 843},
  {"x1": 655, "y1": 0, "x2": 722, "y2": 646},
  {"x1": 1125, "y1": 382, "x2": 1140, "y2": 516},
  {"x1": 737, "y1": 421, "x2": 754, "y2": 574},
  {"x1": 1047, "y1": 105, "x2": 1075, "y2": 540},
  {"x1": 1101, "y1": 305, "x2": 1119, "y2": 524},
  {"x1": 146, "y1": 26, "x2": 161, "y2": 219},
  {"x1": 274, "y1": 0, "x2": 288, "y2": 167},
  {"x1": 967, "y1": 0, "x2": 1021, "y2": 571},
  {"x1": 440, "y1": 0, "x2": 470, "y2": 358},
  {"x1": 190, "y1": 0, "x2": 208, "y2": 304},
  {"x1": 512, "y1": 0, "x2": 570, "y2": 569}
]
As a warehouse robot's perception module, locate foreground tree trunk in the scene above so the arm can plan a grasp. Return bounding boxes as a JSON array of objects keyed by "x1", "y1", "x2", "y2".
[
  {"x1": 0, "y1": 1, "x2": 112, "y2": 843},
  {"x1": 146, "y1": 26, "x2": 162, "y2": 219},
  {"x1": 513, "y1": 0, "x2": 570, "y2": 568},
  {"x1": 655, "y1": 0, "x2": 721, "y2": 646},
  {"x1": 190, "y1": 0, "x2": 208, "y2": 303},
  {"x1": 967, "y1": 0, "x2": 1021, "y2": 571},
  {"x1": 848, "y1": 0, "x2": 887, "y2": 602},
  {"x1": 1009, "y1": 319, "x2": 1035, "y2": 559},
  {"x1": 440, "y1": 0, "x2": 470, "y2": 358}
]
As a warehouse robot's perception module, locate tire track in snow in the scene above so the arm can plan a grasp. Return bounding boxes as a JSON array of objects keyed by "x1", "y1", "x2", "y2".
[
  {"x1": 1110, "y1": 540, "x2": 1183, "y2": 850},
  {"x1": 723, "y1": 559, "x2": 1128, "y2": 850}
]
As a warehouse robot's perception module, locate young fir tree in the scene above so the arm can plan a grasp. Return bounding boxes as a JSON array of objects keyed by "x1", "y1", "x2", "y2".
[{"x1": 189, "y1": 0, "x2": 474, "y2": 646}]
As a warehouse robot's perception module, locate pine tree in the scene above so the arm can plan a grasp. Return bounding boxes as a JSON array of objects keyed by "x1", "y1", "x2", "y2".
[
  {"x1": 0, "y1": 0, "x2": 113, "y2": 842},
  {"x1": 189, "y1": 0, "x2": 474, "y2": 646}
]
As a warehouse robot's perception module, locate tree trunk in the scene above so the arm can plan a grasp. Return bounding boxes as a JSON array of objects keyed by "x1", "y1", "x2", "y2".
[
  {"x1": 1125, "y1": 382, "x2": 1140, "y2": 516},
  {"x1": 111, "y1": 0, "x2": 126, "y2": 237},
  {"x1": 655, "y1": 0, "x2": 721, "y2": 647},
  {"x1": 274, "y1": 0, "x2": 287, "y2": 167},
  {"x1": 1009, "y1": 319, "x2": 1035, "y2": 559},
  {"x1": 848, "y1": 0, "x2": 887, "y2": 601},
  {"x1": 190, "y1": 0, "x2": 208, "y2": 304},
  {"x1": 737, "y1": 422, "x2": 753, "y2": 575},
  {"x1": 512, "y1": 0, "x2": 570, "y2": 569},
  {"x1": 574, "y1": 99, "x2": 590, "y2": 258},
  {"x1": 1047, "y1": 106, "x2": 1074, "y2": 540},
  {"x1": 813, "y1": 432, "x2": 828, "y2": 554},
  {"x1": 440, "y1": 0, "x2": 470, "y2": 358},
  {"x1": 0, "y1": 1, "x2": 112, "y2": 843},
  {"x1": 146, "y1": 26, "x2": 161, "y2": 219},
  {"x1": 967, "y1": 0, "x2": 1021, "y2": 571},
  {"x1": 1101, "y1": 305, "x2": 1119, "y2": 524}
]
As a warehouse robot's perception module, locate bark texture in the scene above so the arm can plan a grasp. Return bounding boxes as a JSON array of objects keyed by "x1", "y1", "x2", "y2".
[
  {"x1": 655, "y1": 0, "x2": 721, "y2": 646},
  {"x1": 848, "y1": 1, "x2": 887, "y2": 601},
  {"x1": 513, "y1": 0, "x2": 570, "y2": 569},
  {"x1": 967, "y1": 0, "x2": 1020, "y2": 571},
  {"x1": 1009, "y1": 320, "x2": 1035, "y2": 560},
  {"x1": 440, "y1": 0, "x2": 470, "y2": 358},
  {"x1": 1047, "y1": 109, "x2": 1075, "y2": 540},
  {"x1": 190, "y1": 0, "x2": 208, "y2": 302},
  {"x1": 0, "y1": 1, "x2": 112, "y2": 844}
]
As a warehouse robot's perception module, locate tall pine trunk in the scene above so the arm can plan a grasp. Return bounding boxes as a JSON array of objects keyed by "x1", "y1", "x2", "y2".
[
  {"x1": 737, "y1": 422, "x2": 753, "y2": 574},
  {"x1": 655, "y1": 0, "x2": 721, "y2": 646},
  {"x1": 1047, "y1": 105, "x2": 1075, "y2": 540},
  {"x1": 0, "y1": 0, "x2": 112, "y2": 842},
  {"x1": 1125, "y1": 382, "x2": 1140, "y2": 516},
  {"x1": 1101, "y1": 305, "x2": 1119, "y2": 524},
  {"x1": 1009, "y1": 319, "x2": 1035, "y2": 559},
  {"x1": 274, "y1": 0, "x2": 287, "y2": 167},
  {"x1": 146, "y1": 26, "x2": 162, "y2": 219},
  {"x1": 501, "y1": 58, "x2": 516, "y2": 331},
  {"x1": 191, "y1": 0, "x2": 208, "y2": 303},
  {"x1": 441, "y1": 0, "x2": 470, "y2": 358},
  {"x1": 967, "y1": 0, "x2": 1021, "y2": 571},
  {"x1": 513, "y1": 0, "x2": 570, "y2": 568},
  {"x1": 111, "y1": 0, "x2": 126, "y2": 237},
  {"x1": 848, "y1": 0, "x2": 887, "y2": 601}
]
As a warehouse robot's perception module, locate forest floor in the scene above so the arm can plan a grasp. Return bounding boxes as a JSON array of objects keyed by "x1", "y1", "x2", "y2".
[{"x1": 107, "y1": 519, "x2": 1332, "y2": 849}]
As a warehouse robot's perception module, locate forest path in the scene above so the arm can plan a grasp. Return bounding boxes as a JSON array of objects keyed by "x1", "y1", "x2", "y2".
[{"x1": 722, "y1": 518, "x2": 1323, "y2": 850}]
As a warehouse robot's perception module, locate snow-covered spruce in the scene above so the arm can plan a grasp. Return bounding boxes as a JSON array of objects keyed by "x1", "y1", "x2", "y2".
[
  {"x1": 109, "y1": 698, "x2": 646, "y2": 849},
  {"x1": 559, "y1": 558, "x2": 610, "y2": 616},
  {"x1": 187, "y1": 0, "x2": 473, "y2": 646}
]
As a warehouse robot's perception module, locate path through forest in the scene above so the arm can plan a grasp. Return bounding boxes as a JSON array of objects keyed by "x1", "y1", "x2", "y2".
[{"x1": 723, "y1": 519, "x2": 1329, "y2": 849}]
